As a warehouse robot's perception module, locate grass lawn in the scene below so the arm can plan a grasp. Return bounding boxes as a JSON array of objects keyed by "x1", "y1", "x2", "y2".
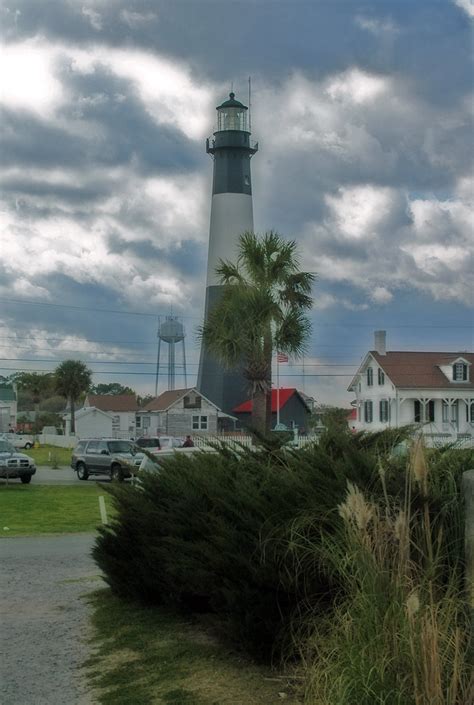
[
  {"x1": 87, "y1": 590, "x2": 301, "y2": 705},
  {"x1": 26, "y1": 444, "x2": 73, "y2": 467},
  {"x1": 0, "y1": 485, "x2": 113, "y2": 536}
]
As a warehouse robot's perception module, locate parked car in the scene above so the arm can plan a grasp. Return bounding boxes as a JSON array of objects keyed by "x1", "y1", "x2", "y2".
[
  {"x1": 0, "y1": 439, "x2": 36, "y2": 484},
  {"x1": 135, "y1": 436, "x2": 183, "y2": 453},
  {"x1": 138, "y1": 445, "x2": 211, "y2": 473},
  {"x1": 0, "y1": 433, "x2": 34, "y2": 449},
  {"x1": 70, "y1": 439, "x2": 143, "y2": 481}
]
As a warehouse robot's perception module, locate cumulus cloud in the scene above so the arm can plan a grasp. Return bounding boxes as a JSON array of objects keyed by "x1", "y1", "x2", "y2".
[{"x1": 453, "y1": 0, "x2": 474, "y2": 19}]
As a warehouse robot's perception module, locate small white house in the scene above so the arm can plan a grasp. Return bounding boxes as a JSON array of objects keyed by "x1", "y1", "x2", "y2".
[
  {"x1": 348, "y1": 331, "x2": 474, "y2": 441},
  {"x1": 137, "y1": 388, "x2": 229, "y2": 437},
  {"x1": 72, "y1": 407, "x2": 113, "y2": 439},
  {"x1": 83, "y1": 394, "x2": 139, "y2": 439}
]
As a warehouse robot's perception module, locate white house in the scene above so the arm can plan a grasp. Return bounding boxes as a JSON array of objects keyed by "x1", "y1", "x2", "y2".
[
  {"x1": 73, "y1": 407, "x2": 113, "y2": 439},
  {"x1": 137, "y1": 388, "x2": 231, "y2": 437},
  {"x1": 83, "y1": 394, "x2": 139, "y2": 439},
  {"x1": 348, "y1": 331, "x2": 474, "y2": 441}
]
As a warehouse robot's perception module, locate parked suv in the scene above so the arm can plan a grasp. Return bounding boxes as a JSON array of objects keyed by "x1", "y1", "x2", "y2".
[
  {"x1": 0, "y1": 439, "x2": 36, "y2": 484},
  {"x1": 71, "y1": 439, "x2": 142, "y2": 481}
]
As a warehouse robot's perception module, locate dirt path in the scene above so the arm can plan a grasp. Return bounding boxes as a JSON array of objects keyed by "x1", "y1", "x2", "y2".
[{"x1": 0, "y1": 534, "x2": 100, "y2": 705}]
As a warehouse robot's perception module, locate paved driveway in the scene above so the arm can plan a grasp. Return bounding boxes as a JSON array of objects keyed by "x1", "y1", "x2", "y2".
[
  {"x1": 35, "y1": 466, "x2": 111, "y2": 485},
  {"x1": 0, "y1": 534, "x2": 101, "y2": 705}
]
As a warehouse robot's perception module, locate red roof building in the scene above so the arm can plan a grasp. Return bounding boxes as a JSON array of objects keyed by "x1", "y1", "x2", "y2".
[{"x1": 233, "y1": 388, "x2": 311, "y2": 430}]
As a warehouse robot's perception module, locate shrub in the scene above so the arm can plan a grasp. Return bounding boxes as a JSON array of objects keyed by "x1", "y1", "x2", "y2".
[
  {"x1": 93, "y1": 430, "x2": 409, "y2": 659},
  {"x1": 93, "y1": 429, "x2": 470, "y2": 674}
]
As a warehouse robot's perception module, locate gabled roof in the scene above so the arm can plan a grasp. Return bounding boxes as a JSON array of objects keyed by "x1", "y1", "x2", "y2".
[
  {"x1": 352, "y1": 351, "x2": 474, "y2": 390},
  {"x1": 76, "y1": 406, "x2": 113, "y2": 420},
  {"x1": 141, "y1": 388, "x2": 190, "y2": 412},
  {"x1": 140, "y1": 388, "x2": 222, "y2": 413},
  {"x1": 85, "y1": 394, "x2": 139, "y2": 412},
  {"x1": 233, "y1": 388, "x2": 311, "y2": 414}
]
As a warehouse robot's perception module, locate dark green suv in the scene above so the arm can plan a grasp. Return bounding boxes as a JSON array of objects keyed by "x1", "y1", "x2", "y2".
[{"x1": 70, "y1": 439, "x2": 142, "y2": 481}]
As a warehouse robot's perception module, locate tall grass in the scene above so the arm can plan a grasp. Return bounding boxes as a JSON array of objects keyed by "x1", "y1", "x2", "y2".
[{"x1": 291, "y1": 437, "x2": 472, "y2": 705}]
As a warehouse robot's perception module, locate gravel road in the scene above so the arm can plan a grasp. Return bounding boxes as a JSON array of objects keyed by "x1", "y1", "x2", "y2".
[{"x1": 0, "y1": 534, "x2": 101, "y2": 705}]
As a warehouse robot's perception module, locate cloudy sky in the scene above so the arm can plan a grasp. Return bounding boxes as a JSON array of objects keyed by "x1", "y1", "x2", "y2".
[{"x1": 0, "y1": 0, "x2": 473, "y2": 405}]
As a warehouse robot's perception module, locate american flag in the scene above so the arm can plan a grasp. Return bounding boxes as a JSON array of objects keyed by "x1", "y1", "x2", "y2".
[{"x1": 276, "y1": 352, "x2": 289, "y2": 363}]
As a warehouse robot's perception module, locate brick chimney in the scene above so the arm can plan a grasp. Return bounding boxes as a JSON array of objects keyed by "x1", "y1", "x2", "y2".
[{"x1": 374, "y1": 330, "x2": 386, "y2": 356}]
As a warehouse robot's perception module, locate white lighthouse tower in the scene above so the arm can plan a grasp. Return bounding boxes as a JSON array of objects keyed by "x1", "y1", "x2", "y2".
[{"x1": 197, "y1": 91, "x2": 258, "y2": 415}]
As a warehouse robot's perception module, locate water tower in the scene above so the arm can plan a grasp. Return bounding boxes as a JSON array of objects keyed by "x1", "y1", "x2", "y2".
[{"x1": 155, "y1": 316, "x2": 187, "y2": 395}]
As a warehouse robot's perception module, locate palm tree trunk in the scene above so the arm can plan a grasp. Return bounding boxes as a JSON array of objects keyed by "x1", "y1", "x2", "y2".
[
  {"x1": 251, "y1": 387, "x2": 267, "y2": 435},
  {"x1": 264, "y1": 326, "x2": 273, "y2": 434},
  {"x1": 70, "y1": 396, "x2": 76, "y2": 435}
]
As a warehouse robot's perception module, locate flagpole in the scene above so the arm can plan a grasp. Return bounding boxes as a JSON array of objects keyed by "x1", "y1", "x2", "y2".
[{"x1": 276, "y1": 352, "x2": 280, "y2": 427}]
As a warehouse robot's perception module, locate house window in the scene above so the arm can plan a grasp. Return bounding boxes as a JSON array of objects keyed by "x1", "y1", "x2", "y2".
[
  {"x1": 466, "y1": 402, "x2": 474, "y2": 423},
  {"x1": 136, "y1": 416, "x2": 141, "y2": 428},
  {"x1": 112, "y1": 415, "x2": 120, "y2": 430},
  {"x1": 184, "y1": 394, "x2": 202, "y2": 409},
  {"x1": 192, "y1": 415, "x2": 208, "y2": 430},
  {"x1": 367, "y1": 368, "x2": 373, "y2": 386},
  {"x1": 442, "y1": 401, "x2": 458, "y2": 423},
  {"x1": 427, "y1": 400, "x2": 435, "y2": 422},
  {"x1": 453, "y1": 363, "x2": 468, "y2": 381},
  {"x1": 378, "y1": 368, "x2": 385, "y2": 386},
  {"x1": 414, "y1": 400, "x2": 435, "y2": 423},
  {"x1": 379, "y1": 400, "x2": 390, "y2": 423},
  {"x1": 364, "y1": 401, "x2": 373, "y2": 423}
]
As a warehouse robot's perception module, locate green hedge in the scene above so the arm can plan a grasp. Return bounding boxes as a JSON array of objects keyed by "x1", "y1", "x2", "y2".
[{"x1": 92, "y1": 429, "x2": 469, "y2": 660}]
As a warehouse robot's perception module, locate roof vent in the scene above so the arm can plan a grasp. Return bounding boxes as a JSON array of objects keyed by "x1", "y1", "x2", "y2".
[{"x1": 374, "y1": 330, "x2": 386, "y2": 356}]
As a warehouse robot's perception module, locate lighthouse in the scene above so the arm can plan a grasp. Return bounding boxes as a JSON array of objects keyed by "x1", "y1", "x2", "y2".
[{"x1": 197, "y1": 92, "x2": 258, "y2": 415}]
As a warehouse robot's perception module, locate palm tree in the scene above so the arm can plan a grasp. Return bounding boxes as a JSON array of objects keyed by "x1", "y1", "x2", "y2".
[
  {"x1": 201, "y1": 231, "x2": 314, "y2": 434},
  {"x1": 54, "y1": 360, "x2": 92, "y2": 435}
]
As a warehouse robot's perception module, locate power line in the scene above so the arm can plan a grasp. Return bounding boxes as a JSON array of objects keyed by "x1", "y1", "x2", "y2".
[
  {"x1": 0, "y1": 357, "x2": 361, "y2": 367},
  {"x1": 0, "y1": 297, "x2": 199, "y2": 319},
  {"x1": 0, "y1": 297, "x2": 472, "y2": 329}
]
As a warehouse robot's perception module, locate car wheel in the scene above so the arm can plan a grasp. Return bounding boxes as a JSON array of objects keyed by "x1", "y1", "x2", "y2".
[
  {"x1": 111, "y1": 464, "x2": 124, "y2": 482},
  {"x1": 20, "y1": 475, "x2": 32, "y2": 484},
  {"x1": 76, "y1": 462, "x2": 89, "y2": 481},
  {"x1": 24, "y1": 443, "x2": 32, "y2": 449}
]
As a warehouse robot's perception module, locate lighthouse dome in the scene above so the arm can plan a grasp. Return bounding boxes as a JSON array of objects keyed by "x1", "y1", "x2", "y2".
[{"x1": 216, "y1": 92, "x2": 248, "y2": 111}]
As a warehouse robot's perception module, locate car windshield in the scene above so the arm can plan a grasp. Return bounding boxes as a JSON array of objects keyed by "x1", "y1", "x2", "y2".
[
  {"x1": 107, "y1": 441, "x2": 133, "y2": 453},
  {"x1": 136, "y1": 438, "x2": 160, "y2": 448},
  {"x1": 0, "y1": 440, "x2": 15, "y2": 453}
]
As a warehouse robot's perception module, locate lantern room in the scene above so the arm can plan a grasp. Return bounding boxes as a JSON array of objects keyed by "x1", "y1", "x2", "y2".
[{"x1": 216, "y1": 92, "x2": 249, "y2": 132}]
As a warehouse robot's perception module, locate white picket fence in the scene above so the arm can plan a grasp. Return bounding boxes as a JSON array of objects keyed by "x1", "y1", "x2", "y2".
[
  {"x1": 38, "y1": 433, "x2": 77, "y2": 448},
  {"x1": 193, "y1": 433, "x2": 321, "y2": 449}
]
